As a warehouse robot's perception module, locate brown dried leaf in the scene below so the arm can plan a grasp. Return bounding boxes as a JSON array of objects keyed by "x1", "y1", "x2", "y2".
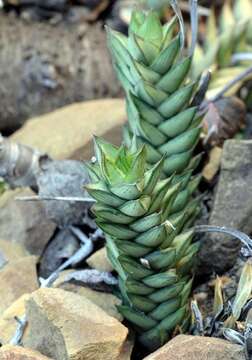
[
  {"x1": 203, "y1": 96, "x2": 246, "y2": 146},
  {"x1": 203, "y1": 146, "x2": 222, "y2": 182}
]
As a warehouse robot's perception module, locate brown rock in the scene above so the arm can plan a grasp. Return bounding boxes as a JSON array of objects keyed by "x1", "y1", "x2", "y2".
[
  {"x1": 0, "y1": 294, "x2": 30, "y2": 345},
  {"x1": 0, "y1": 188, "x2": 56, "y2": 255},
  {"x1": 0, "y1": 345, "x2": 52, "y2": 359},
  {"x1": 0, "y1": 15, "x2": 122, "y2": 132},
  {"x1": 57, "y1": 281, "x2": 122, "y2": 321},
  {"x1": 11, "y1": 99, "x2": 126, "y2": 161},
  {"x1": 23, "y1": 288, "x2": 128, "y2": 360},
  {"x1": 144, "y1": 335, "x2": 245, "y2": 360},
  {"x1": 86, "y1": 247, "x2": 113, "y2": 273},
  {"x1": 0, "y1": 240, "x2": 29, "y2": 269},
  {"x1": 0, "y1": 256, "x2": 38, "y2": 314}
]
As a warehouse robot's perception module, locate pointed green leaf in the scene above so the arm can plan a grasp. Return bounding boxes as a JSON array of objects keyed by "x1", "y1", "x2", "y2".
[
  {"x1": 158, "y1": 107, "x2": 197, "y2": 138},
  {"x1": 151, "y1": 35, "x2": 180, "y2": 74},
  {"x1": 130, "y1": 212, "x2": 161, "y2": 232},
  {"x1": 158, "y1": 305, "x2": 187, "y2": 331},
  {"x1": 128, "y1": 294, "x2": 156, "y2": 312},
  {"x1": 158, "y1": 83, "x2": 196, "y2": 118},
  {"x1": 143, "y1": 270, "x2": 178, "y2": 288},
  {"x1": 135, "y1": 223, "x2": 166, "y2": 247},
  {"x1": 119, "y1": 255, "x2": 154, "y2": 280},
  {"x1": 115, "y1": 239, "x2": 151, "y2": 258},
  {"x1": 157, "y1": 57, "x2": 192, "y2": 93},
  {"x1": 125, "y1": 278, "x2": 154, "y2": 295},
  {"x1": 85, "y1": 182, "x2": 125, "y2": 207},
  {"x1": 145, "y1": 247, "x2": 176, "y2": 270},
  {"x1": 118, "y1": 305, "x2": 158, "y2": 331},
  {"x1": 149, "y1": 297, "x2": 181, "y2": 321},
  {"x1": 119, "y1": 195, "x2": 151, "y2": 217},
  {"x1": 97, "y1": 220, "x2": 137, "y2": 240},
  {"x1": 92, "y1": 204, "x2": 134, "y2": 224},
  {"x1": 149, "y1": 281, "x2": 185, "y2": 303}
]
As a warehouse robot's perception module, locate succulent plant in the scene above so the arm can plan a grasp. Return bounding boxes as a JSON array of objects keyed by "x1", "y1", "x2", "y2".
[
  {"x1": 192, "y1": 0, "x2": 252, "y2": 97},
  {"x1": 85, "y1": 8, "x2": 204, "y2": 352},
  {"x1": 107, "y1": 10, "x2": 202, "y2": 181},
  {"x1": 85, "y1": 137, "x2": 201, "y2": 351}
]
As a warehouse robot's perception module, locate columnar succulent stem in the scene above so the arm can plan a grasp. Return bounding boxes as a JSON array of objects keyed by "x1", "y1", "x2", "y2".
[
  {"x1": 85, "y1": 138, "x2": 200, "y2": 351},
  {"x1": 86, "y1": 8, "x2": 203, "y2": 352}
]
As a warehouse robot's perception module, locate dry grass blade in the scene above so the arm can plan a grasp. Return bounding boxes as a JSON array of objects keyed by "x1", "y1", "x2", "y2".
[{"x1": 213, "y1": 276, "x2": 224, "y2": 316}]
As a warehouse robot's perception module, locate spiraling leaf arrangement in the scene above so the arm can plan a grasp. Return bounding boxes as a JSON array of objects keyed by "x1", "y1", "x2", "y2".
[
  {"x1": 86, "y1": 138, "x2": 201, "y2": 351},
  {"x1": 107, "y1": 11, "x2": 202, "y2": 180}
]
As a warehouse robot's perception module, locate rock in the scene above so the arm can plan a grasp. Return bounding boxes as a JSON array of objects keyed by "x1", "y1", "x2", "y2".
[
  {"x1": 37, "y1": 160, "x2": 90, "y2": 226},
  {"x1": 199, "y1": 140, "x2": 252, "y2": 273},
  {"x1": 0, "y1": 15, "x2": 121, "y2": 133},
  {"x1": 0, "y1": 256, "x2": 38, "y2": 314},
  {"x1": 39, "y1": 229, "x2": 79, "y2": 278},
  {"x1": 11, "y1": 99, "x2": 126, "y2": 160},
  {"x1": 57, "y1": 281, "x2": 122, "y2": 321},
  {"x1": 117, "y1": 332, "x2": 134, "y2": 360},
  {"x1": 0, "y1": 188, "x2": 56, "y2": 256},
  {"x1": 0, "y1": 294, "x2": 30, "y2": 345},
  {"x1": 0, "y1": 240, "x2": 29, "y2": 269},
  {"x1": 86, "y1": 247, "x2": 113, "y2": 273},
  {"x1": 0, "y1": 345, "x2": 52, "y2": 360},
  {"x1": 144, "y1": 335, "x2": 245, "y2": 360},
  {"x1": 23, "y1": 288, "x2": 128, "y2": 360}
]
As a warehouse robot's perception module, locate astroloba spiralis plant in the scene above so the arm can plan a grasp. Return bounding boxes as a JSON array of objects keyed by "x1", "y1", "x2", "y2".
[
  {"x1": 107, "y1": 10, "x2": 202, "y2": 180},
  {"x1": 85, "y1": 9, "x2": 203, "y2": 352},
  {"x1": 85, "y1": 138, "x2": 200, "y2": 351}
]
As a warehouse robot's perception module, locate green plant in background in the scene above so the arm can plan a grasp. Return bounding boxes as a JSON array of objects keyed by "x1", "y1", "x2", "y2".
[
  {"x1": 0, "y1": 179, "x2": 6, "y2": 196},
  {"x1": 192, "y1": 0, "x2": 252, "y2": 97},
  {"x1": 85, "y1": 9, "x2": 203, "y2": 352},
  {"x1": 86, "y1": 138, "x2": 200, "y2": 351}
]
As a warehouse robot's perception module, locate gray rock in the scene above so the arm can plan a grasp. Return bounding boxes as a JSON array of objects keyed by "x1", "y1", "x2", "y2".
[
  {"x1": 0, "y1": 188, "x2": 56, "y2": 255},
  {"x1": 199, "y1": 140, "x2": 252, "y2": 273},
  {"x1": 37, "y1": 159, "x2": 90, "y2": 227},
  {"x1": 39, "y1": 228, "x2": 79, "y2": 278}
]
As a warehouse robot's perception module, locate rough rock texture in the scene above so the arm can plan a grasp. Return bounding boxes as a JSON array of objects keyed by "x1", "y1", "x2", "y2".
[
  {"x1": 86, "y1": 247, "x2": 113, "y2": 273},
  {"x1": 0, "y1": 294, "x2": 30, "y2": 345},
  {"x1": 144, "y1": 335, "x2": 246, "y2": 360},
  {"x1": 0, "y1": 345, "x2": 52, "y2": 360},
  {"x1": 199, "y1": 140, "x2": 252, "y2": 273},
  {"x1": 0, "y1": 256, "x2": 38, "y2": 314},
  {"x1": 11, "y1": 99, "x2": 126, "y2": 160},
  {"x1": 0, "y1": 188, "x2": 56, "y2": 255},
  {"x1": 0, "y1": 13, "x2": 121, "y2": 133},
  {"x1": 0, "y1": 240, "x2": 29, "y2": 269},
  {"x1": 37, "y1": 160, "x2": 90, "y2": 226},
  {"x1": 57, "y1": 282, "x2": 122, "y2": 321},
  {"x1": 23, "y1": 288, "x2": 128, "y2": 360},
  {"x1": 39, "y1": 229, "x2": 79, "y2": 278}
]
